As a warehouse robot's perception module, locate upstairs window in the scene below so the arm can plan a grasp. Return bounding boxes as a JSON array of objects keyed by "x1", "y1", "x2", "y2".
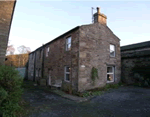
[
  {"x1": 66, "y1": 36, "x2": 71, "y2": 51},
  {"x1": 39, "y1": 49, "x2": 42, "y2": 59},
  {"x1": 110, "y1": 44, "x2": 115, "y2": 57},
  {"x1": 46, "y1": 47, "x2": 50, "y2": 57},
  {"x1": 32, "y1": 53, "x2": 34, "y2": 60},
  {"x1": 64, "y1": 66, "x2": 70, "y2": 81}
]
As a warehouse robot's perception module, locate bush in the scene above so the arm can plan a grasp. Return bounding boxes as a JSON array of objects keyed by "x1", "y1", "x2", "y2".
[{"x1": 0, "y1": 65, "x2": 23, "y2": 117}]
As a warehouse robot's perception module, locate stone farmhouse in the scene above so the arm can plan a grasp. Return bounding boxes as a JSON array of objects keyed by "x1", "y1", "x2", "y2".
[
  {"x1": 28, "y1": 7, "x2": 121, "y2": 92},
  {"x1": 0, "y1": 1, "x2": 16, "y2": 65}
]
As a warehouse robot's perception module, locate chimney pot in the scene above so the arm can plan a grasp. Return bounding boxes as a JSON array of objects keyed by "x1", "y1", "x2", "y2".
[
  {"x1": 97, "y1": 7, "x2": 100, "y2": 14},
  {"x1": 93, "y1": 7, "x2": 107, "y2": 25}
]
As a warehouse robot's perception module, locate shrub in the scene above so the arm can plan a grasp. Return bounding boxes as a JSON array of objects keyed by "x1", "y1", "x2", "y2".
[
  {"x1": 91, "y1": 67, "x2": 99, "y2": 84},
  {"x1": 0, "y1": 65, "x2": 23, "y2": 117}
]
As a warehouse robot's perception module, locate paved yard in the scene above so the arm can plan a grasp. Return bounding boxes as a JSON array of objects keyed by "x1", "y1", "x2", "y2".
[{"x1": 23, "y1": 81, "x2": 150, "y2": 117}]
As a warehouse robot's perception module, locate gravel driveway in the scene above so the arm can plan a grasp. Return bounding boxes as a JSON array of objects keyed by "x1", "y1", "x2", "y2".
[{"x1": 23, "y1": 82, "x2": 150, "y2": 117}]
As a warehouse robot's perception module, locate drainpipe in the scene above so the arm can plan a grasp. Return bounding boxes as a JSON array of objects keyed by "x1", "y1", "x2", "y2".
[
  {"x1": 42, "y1": 45, "x2": 45, "y2": 78},
  {"x1": 33, "y1": 52, "x2": 36, "y2": 82}
]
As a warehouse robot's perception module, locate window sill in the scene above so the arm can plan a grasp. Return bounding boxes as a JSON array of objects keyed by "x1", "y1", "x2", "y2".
[
  {"x1": 107, "y1": 81, "x2": 114, "y2": 83},
  {"x1": 64, "y1": 80, "x2": 70, "y2": 83},
  {"x1": 110, "y1": 56, "x2": 115, "y2": 58}
]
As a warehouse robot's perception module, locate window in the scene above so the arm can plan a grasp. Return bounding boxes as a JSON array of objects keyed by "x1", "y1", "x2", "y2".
[
  {"x1": 39, "y1": 69, "x2": 41, "y2": 77},
  {"x1": 36, "y1": 69, "x2": 38, "y2": 77},
  {"x1": 64, "y1": 66, "x2": 70, "y2": 81},
  {"x1": 39, "y1": 50, "x2": 42, "y2": 59},
  {"x1": 31, "y1": 72, "x2": 33, "y2": 76},
  {"x1": 46, "y1": 47, "x2": 49, "y2": 57},
  {"x1": 32, "y1": 53, "x2": 34, "y2": 60},
  {"x1": 107, "y1": 66, "x2": 115, "y2": 82},
  {"x1": 66, "y1": 36, "x2": 71, "y2": 51},
  {"x1": 110, "y1": 44, "x2": 115, "y2": 57}
]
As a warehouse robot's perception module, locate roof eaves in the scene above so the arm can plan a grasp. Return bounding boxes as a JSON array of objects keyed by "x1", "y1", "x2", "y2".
[{"x1": 29, "y1": 26, "x2": 80, "y2": 55}]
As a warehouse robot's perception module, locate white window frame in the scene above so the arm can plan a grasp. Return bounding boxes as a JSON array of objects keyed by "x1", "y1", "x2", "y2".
[
  {"x1": 110, "y1": 44, "x2": 115, "y2": 57},
  {"x1": 46, "y1": 47, "x2": 50, "y2": 57},
  {"x1": 66, "y1": 36, "x2": 71, "y2": 51},
  {"x1": 64, "y1": 66, "x2": 70, "y2": 82},
  {"x1": 107, "y1": 66, "x2": 115, "y2": 83}
]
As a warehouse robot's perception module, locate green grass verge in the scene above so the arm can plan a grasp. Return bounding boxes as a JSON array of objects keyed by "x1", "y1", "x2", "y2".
[{"x1": 79, "y1": 83, "x2": 122, "y2": 97}]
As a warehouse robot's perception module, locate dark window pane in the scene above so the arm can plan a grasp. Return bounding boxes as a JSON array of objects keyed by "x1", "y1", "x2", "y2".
[
  {"x1": 107, "y1": 74, "x2": 114, "y2": 81},
  {"x1": 107, "y1": 67, "x2": 113, "y2": 73},
  {"x1": 110, "y1": 51, "x2": 115, "y2": 57},
  {"x1": 66, "y1": 74, "x2": 70, "y2": 81},
  {"x1": 66, "y1": 67, "x2": 70, "y2": 72}
]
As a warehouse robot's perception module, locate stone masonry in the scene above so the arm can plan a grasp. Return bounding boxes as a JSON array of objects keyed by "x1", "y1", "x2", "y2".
[
  {"x1": 121, "y1": 41, "x2": 150, "y2": 84},
  {"x1": 28, "y1": 7, "x2": 121, "y2": 92},
  {"x1": 0, "y1": 1, "x2": 16, "y2": 65},
  {"x1": 78, "y1": 23, "x2": 121, "y2": 92}
]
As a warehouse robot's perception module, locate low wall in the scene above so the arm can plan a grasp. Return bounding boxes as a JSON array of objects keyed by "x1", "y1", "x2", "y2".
[{"x1": 15, "y1": 67, "x2": 26, "y2": 78}]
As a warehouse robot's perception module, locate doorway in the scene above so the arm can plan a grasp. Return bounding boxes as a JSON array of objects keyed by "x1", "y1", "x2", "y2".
[{"x1": 48, "y1": 70, "x2": 51, "y2": 86}]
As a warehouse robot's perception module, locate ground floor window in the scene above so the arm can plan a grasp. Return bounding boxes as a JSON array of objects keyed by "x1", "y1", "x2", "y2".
[
  {"x1": 39, "y1": 69, "x2": 41, "y2": 77},
  {"x1": 31, "y1": 72, "x2": 33, "y2": 76},
  {"x1": 107, "y1": 66, "x2": 115, "y2": 82},
  {"x1": 36, "y1": 69, "x2": 38, "y2": 77},
  {"x1": 64, "y1": 66, "x2": 70, "y2": 81}
]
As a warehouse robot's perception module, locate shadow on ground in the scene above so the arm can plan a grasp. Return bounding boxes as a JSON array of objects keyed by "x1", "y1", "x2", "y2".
[{"x1": 23, "y1": 81, "x2": 150, "y2": 117}]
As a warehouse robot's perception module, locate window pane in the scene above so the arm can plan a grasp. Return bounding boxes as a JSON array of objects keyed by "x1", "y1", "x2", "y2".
[
  {"x1": 110, "y1": 45, "x2": 115, "y2": 57},
  {"x1": 66, "y1": 67, "x2": 70, "y2": 72},
  {"x1": 110, "y1": 51, "x2": 115, "y2": 57},
  {"x1": 107, "y1": 74, "x2": 114, "y2": 81},
  {"x1": 66, "y1": 74, "x2": 70, "y2": 81},
  {"x1": 67, "y1": 44, "x2": 71, "y2": 50},
  {"x1": 110, "y1": 45, "x2": 114, "y2": 51},
  {"x1": 67, "y1": 37, "x2": 71, "y2": 44},
  {"x1": 107, "y1": 67, "x2": 113, "y2": 73}
]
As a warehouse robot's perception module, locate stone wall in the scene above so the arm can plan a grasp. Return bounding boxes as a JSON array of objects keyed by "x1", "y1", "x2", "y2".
[
  {"x1": 121, "y1": 41, "x2": 150, "y2": 84},
  {"x1": 28, "y1": 23, "x2": 121, "y2": 92},
  {"x1": 28, "y1": 27, "x2": 80, "y2": 91},
  {"x1": 78, "y1": 23, "x2": 121, "y2": 92},
  {"x1": 43, "y1": 29, "x2": 79, "y2": 91},
  {"x1": 0, "y1": 1, "x2": 16, "y2": 65}
]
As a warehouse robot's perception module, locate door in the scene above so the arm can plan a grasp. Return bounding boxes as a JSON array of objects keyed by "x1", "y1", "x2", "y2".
[{"x1": 48, "y1": 70, "x2": 51, "y2": 86}]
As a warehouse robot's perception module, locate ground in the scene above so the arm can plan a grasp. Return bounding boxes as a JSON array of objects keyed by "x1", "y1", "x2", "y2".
[{"x1": 23, "y1": 81, "x2": 150, "y2": 117}]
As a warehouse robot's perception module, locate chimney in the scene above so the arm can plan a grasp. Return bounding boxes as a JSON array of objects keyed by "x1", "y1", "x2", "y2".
[{"x1": 93, "y1": 7, "x2": 107, "y2": 25}]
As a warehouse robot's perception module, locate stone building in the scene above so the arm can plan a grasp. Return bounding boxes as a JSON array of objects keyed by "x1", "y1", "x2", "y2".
[
  {"x1": 28, "y1": 7, "x2": 121, "y2": 92},
  {"x1": 0, "y1": 1, "x2": 16, "y2": 65},
  {"x1": 121, "y1": 41, "x2": 150, "y2": 84}
]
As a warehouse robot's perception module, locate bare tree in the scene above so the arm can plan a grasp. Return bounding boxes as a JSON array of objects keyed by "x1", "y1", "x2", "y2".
[
  {"x1": 17, "y1": 45, "x2": 31, "y2": 67},
  {"x1": 6, "y1": 45, "x2": 15, "y2": 55},
  {"x1": 17, "y1": 45, "x2": 31, "y2": 54}
]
